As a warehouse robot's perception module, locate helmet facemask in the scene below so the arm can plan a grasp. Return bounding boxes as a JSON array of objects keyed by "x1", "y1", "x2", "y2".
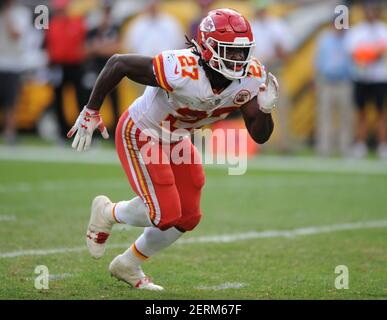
[{"x1": 205, "y1": 37, "x2": 255, "y2": 80}]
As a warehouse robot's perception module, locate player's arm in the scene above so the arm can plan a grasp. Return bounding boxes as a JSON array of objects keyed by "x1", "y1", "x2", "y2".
[
  {"x1": 87, "y1": 54, "x2": 158, "y2": 111},
  {"x1": 241, "y1": 96, "x2": 274, "y2": 144},
  {"x1": 67, "y1": 54, "x2": 159, "y2": 151},
  {"x1": 240, "y1": 72, "x2": 279, "y2": 144}
]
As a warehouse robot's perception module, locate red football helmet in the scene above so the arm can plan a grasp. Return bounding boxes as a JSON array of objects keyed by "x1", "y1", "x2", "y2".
[{"x1": 193, "y1": 8, "x2": 255, "y2": 79}]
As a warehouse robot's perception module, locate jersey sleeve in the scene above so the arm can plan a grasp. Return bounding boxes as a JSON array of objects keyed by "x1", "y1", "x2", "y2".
[{"x1": 152, "y1": 50, "x2": 181, "y2": 92}]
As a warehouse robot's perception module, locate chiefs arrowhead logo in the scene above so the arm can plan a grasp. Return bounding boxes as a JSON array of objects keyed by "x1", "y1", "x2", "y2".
[
  {"x1": 233, "y1": 90, "x2": 251, "y2": 105},
  {"x1": 200, "y1": 16, "x2": 215, "y2": 32}
]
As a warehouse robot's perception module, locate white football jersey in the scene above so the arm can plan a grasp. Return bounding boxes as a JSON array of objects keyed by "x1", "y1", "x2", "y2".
[{"x1": 129, "y1": 48, "x2": 266, "y2": 142}]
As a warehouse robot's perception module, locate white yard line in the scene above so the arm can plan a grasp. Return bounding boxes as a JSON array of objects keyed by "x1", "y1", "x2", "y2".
[
  {"x1": 245, "y1": 155, "x2": 387, "y2": 175},
  {"x1": 196, "y1": 282, "x2": 246, "y2": 290},
  {"x1": 0, "y1": 145, "x2": 386, "y2": 175},
  {"x1": 1, "y1": 247, "x2": 87, "y2": 258},
  {"x1": 178, "y1": 220, "x2": 387, "y2": 244},
  {"x1": 0, "y1": 179, "x2": 127, "y2": 194},
  {"x1": 0, "y1": 215, "x2": 16, "y2": 221},
  {"x1": 1, "y1": 219, "x2": 387, "y2": 259},
  {"x1": 0, "y1": 176, "x2": 354, "y2": 194},
  {"x1": 25, "y1": 273, "x2": 75, "y2": 281},
  {"x1": 0, "y1": 146, "x2": 118, "y2": 164},
  {"x1": 48, "y1": 273, "x2": 75, "y2": 280}
]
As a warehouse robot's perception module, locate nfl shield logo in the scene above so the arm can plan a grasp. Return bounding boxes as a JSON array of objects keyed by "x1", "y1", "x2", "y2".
[{"x1": 209, "y1": 98, "x2": 221, "y2": 106}]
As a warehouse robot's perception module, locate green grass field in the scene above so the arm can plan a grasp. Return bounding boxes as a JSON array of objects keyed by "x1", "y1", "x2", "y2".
[{"x1": 1, "y1": 152, "x2": 387, "y2": 299}]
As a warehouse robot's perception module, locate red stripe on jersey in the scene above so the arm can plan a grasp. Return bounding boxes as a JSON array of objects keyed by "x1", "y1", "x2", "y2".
[{"x1": 153, "y1": 54, "x2": 173, "y2": 92}]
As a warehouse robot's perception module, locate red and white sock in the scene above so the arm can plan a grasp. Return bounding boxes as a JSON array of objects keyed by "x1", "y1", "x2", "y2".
[
  {"x1": 113, "y1": 197, "x2": 152, "y2": 227},
  {"x1": 121, "y1": 227, "x2": 184, "y2": 267}
]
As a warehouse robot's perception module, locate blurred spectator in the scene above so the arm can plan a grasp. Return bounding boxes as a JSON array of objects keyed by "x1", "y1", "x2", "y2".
[
  {"x1": 123, "y1": 0, "x2": 184, "y2": 56},
  {"x1": 250, "y1": 1, "x2": 292, "y2": 68},
  {"x1": 315, "y1": 26, "x2": 353, "y2": 157},
  {"x1": 189, "y1": 0, "x2": 214, "y2": 40},
  {"x1": 345, "y1": 1, "x2": 387, "y2": 159},
  {"x1": 0, "y1": 0, "x2": 30, "y2": 145},
  {"x1": 83, "y1": 0, "x2": 121, "y2": 131},
  {"x1": 250, "y1": 0, "x2": 293, "y2": 153},
  {"x1": 46, "y1": 0, "x2": 88, "y2": 141}
]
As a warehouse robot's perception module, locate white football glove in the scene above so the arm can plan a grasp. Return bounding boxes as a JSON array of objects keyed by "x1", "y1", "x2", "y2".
[
  {"x1": 67, "y1": 107, "x2": 109, "y2": 152},
  {"x1": 257, "y1": 72, "x2": 279, "y2": 114}
]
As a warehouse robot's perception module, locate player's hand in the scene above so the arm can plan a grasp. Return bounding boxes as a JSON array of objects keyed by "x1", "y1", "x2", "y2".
[
  {"x1": 67, "y1": 107, "x2": 109, "y2": 152},
  {"x1": 257, "y1": 72, "x2": 279, "y2": 114}
]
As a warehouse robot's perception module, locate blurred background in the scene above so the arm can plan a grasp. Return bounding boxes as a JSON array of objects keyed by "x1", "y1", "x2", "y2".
[{"x1": 0, "y1": 0, "x2": 386, "y2": 160}]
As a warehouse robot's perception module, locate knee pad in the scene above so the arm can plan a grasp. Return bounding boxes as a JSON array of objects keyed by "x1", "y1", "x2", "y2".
[
  {"x1": 156, "y1": 203, "x2": 182, "y2": 231},
  {"x1": 175, "y1": 212, "x2": 202, "y2": 232},
  {"x1": 158, "y1": 216, "x2": 181, "y2": 231}
]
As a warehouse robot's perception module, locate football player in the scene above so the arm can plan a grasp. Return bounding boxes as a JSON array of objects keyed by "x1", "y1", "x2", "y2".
[{"x1": 67, "y1": 8, "x2": 279, "y2": 290}]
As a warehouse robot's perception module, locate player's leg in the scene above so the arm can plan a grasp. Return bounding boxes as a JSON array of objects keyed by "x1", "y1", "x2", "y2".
[
  {"x1": 115, "y1": 112, "x2": 182, "y2": 230},
  {"x1": 338, "y1": 81, "x2": 354, "y2": 156},
  {"x1": 374, "y1": 82, "x2": 387, "y2": 159},
  {"x1": 352, "y1": 81, "x2": 368, "y2": 158},
  {"x1": 0, "y1": 72, "x2": 20, "y2": 145},
  {"x1": 109, "y1": 226, "x2": 183, "y2": 290},
  {"x1": 85, "y1": 197, "x2": 155, "y2": 259},
  {"x1": 86, "y1": 111, "x2": 182, "y2": 259},
  {"x1": 316, "y1": 79, "x2": 334, "y2": 156},
  {"x1": 110, "y1": 138, "x2": 205, "y2": 290},
  {"x1": 85, "y1": 111, "x2": 149, "y2": 259},
  {"x1": 171, "y1": 138, "x2": 205, "y2": 232},
  {"x1": 109, "y1": 112, "x2": 185, "y2": 289},
  {"x1": 54, "y1": 65, "x2": 71, "y2": 139}
]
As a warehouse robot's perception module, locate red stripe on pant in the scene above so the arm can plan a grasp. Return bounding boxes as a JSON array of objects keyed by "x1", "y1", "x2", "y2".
[
  {"x1": 125, "y1": 119, "x2": 158, "y2": 222},
  {"x1": 115, "y1": 111, "x2": 159, "y2": 226}
]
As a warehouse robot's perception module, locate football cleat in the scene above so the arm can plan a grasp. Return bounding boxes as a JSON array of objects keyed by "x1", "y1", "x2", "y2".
[
  {"x1": 109, "y1": 254, "x2": 164, "y2": 291},
  {"x1": 86, "y1": 195, "x2": 115, "y2": 259}
]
